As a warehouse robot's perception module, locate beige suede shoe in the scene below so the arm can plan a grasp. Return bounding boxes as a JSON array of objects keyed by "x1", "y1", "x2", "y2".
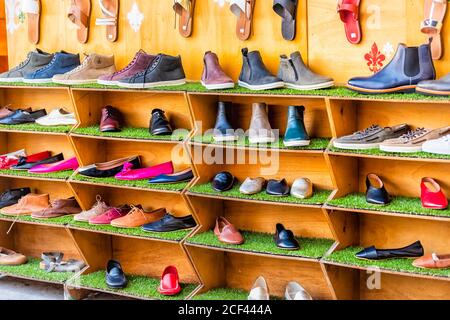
[
  {"x1": 248, "y1": 103, "x2": 276, "y2": 144},
  {"x1": 52, "y1": 53, "x2": 116, "y2": 85}
]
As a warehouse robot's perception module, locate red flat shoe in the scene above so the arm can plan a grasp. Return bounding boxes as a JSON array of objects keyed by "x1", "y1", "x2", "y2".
[
  {"x1": 421, "y1": 177, "x2": 448, "y2": 209},
  {"x1": 158, "y1": 265, "x2": 181, "y2": 296},
  {"x1": 337, "y1": 0, "x2": 362, "y2": 44}
]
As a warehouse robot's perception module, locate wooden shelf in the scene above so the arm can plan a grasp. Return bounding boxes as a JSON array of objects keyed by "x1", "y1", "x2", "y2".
[{"x1": 0, "y1": 169, "x2": 73, "y2": 182}]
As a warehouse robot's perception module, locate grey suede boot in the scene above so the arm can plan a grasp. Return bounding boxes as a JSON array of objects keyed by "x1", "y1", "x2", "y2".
[
  {"x1": 248, "y1": 103, "x2": 276, "y2": 144},
  {"x1": 0, "y1": 49, "x2": 54, "y2": 83},
  {"x1": 278, "y1": 51, "x2": 334, "y2": 90}
]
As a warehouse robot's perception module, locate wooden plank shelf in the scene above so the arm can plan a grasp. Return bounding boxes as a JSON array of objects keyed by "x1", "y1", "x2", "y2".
[{"x1": 0, "y1": 125, "x2": 72, "y2": 136}]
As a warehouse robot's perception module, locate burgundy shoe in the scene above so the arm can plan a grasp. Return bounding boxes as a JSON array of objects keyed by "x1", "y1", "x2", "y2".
[
  {"x1": 201, "y1": 51, "x2": 235, "y2": 90},
  {"x1": 100, "y1": 106, "x2": 122, "y2": 132},
  {"x1": 97, "y1": 50, "x2": 156, "y2": 86}
]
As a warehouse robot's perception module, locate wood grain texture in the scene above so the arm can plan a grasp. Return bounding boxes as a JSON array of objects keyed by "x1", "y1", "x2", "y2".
[{"x1": 0, "y1": 88, "x2": 74, "y2": 113}]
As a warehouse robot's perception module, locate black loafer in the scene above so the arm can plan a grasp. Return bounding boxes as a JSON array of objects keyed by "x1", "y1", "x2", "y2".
[
  {"x1": 11, "y1": 153, "x2": 64, "y2": 170},
  {"x1": 211, "y1": 171, "x2": 235, "y2": 192},
  {"x1": 366, "y1": 173, "x2": 390, "y2": 205},
  {"x1": 78, "y1": 156, "x2": 141, "y2": 178},
  {"x1": 266, "y1": 179, "x2": 290, "y2": 196},
  {"x1": 148, "y1": 169, "x2": 193, "y2": 184},
  {"x1": 0, "y1": 109, "x2": 47, "y2": 125},
  {"x1": 142, "y1": 213, "x2": 196, "y2": 232},
  {"x1": 274, "y1": 223, "x2": 300, "y2": 250},
  {"x1": 106, "y1": 260, "x2": 127, "y2": 289},
  {"x1": 150, "y1": 109, "x2": 173, "y2": 135},
  {"x1": 0, "y1": 188, "x2": 31, "y2": 209},
  {"x1": 355, "y1": 241, "x2": 424, "y2": 260}
]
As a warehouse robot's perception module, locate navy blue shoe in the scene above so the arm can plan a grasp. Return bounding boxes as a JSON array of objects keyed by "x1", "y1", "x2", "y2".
[
  {"x1": 23, "y1": 51, "x2": 80, "y2": 84},
  {"x1": 347, "y1": 42, "x2": 435, "y2": 94},
  {"x1": 148, "y1": 168, "x2": 193, "y2": 184}
]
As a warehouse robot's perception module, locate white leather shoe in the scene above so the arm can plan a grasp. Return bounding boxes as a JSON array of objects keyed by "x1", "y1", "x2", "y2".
[
  {"x1": 248, "y1": 276, "x2": 269, "y2": 300},
  {"x1": 285, "y1": 281, "x2": 313, "y2": 300},
  {"x1": 35, "y1": 108, "x2": 77, "y2": 126},
  {"x1": 290, "y1": 178, "x2": 313, "y2": 199}
]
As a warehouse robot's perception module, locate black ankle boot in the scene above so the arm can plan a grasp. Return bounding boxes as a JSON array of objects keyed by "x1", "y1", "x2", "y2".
[{"x1": 347, "y1": 42, "x2": 435, "y2": 94}]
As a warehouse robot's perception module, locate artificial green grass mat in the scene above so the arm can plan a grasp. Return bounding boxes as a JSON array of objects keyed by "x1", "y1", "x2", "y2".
[
  {"x1": 193, "y1": 288, "x2": 249, "y2": 300},
  {"x1": 69, "y1": 83, "x2": 450, "y2": 102},
  {"x1": 0, "y1": 258, "x2": 73, "y2": 283},
  {"x1": 0, "y1": 81, "x2": 66, "y2": 88},
  {"x1": 68, "y1": 220, "x2": 192, "y2": 241},
  {"x1": 189, "y1": 183, "x2": 331, "y2": 206},
  {"x1": 0, "y1": 169, "x2": 73, "y2": 180},
  {"x1": 71, "y1": 174, "x2": 189, "y2": 192},
  {"x1": 72, "y1": 126, "x2": 188, "y2": 142},
  {"x1": 74, "y1": 271, "x2": 198, "y2": 300},
  {"x1": 324, "y1": 246, "x2": 450, "y2": 278},
  {"x1": 187, "y1": 231, "x2": 333, "y2": 259},
  {"x1": 191, "y1": 134, "x2": 330, "y2": 151},
  {"x1": 329, "y1": 146, "x2": 450, "y2": 160},
  {"x1": 328, "y1": 193, "x2": 450, "y2": 219},
  {"x1": 0, "y1": 123, "x2": 72, "y2": 134},
  {"x1": 0, "y1": 214, "x2": 73, "y2": 226}
]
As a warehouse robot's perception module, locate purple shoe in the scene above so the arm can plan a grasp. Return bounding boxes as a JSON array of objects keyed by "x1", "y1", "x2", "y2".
[{"x1": 97, "y1": 50, "x2": 155, "y2": 86}]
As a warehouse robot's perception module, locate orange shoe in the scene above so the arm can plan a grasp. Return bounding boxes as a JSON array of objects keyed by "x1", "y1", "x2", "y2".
[
  {"x1": 0, "y1": 193, "x2": 50, "y2": 216},
  {"x1": 111, "y1": 206, "x2": 166, "y2": 228}
]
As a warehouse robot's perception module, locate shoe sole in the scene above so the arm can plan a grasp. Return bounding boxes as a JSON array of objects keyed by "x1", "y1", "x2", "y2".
[
  {"x1": 422, "y1": 147, "x2": 450, "y2": 155},
  {"x1": 213, "y1": 135, "x2": 239, "y2": 142},
  {"x1": 238, "y1": 80, "x2": 285, "y2": 91},
  {"x1": 0, "y1": 77, "x2": 24, "y2": 83},
  {"x1": 22, "y1": 78, "x2": 54, "y2": 84},
  {"x1": 415, "y1": 87, "x2": 450, "y2": 96},
  {"x1": 249, "y1": 137, "x2": 277, "y2": 144},
  {"x1": 347, "y1": 84, "x2": 416, "y2": 94},
  {"x1": 285, "y1": 81, "x2": 335, "y2": 91},
  {"x1": 97, "y1": 79, "x2": 120, "y2": 86},
  {"x1": 200, "y1": 81, "x2": 235, "y2": 90},
  {"x1": 52, "y1": 79, "x2": 98, "y2": 85},
  {"x1": 283, "y1": 140, "x2": 311, "y2": 147},
  {"x1": 152, "y1": 128, "x2": 173, "y2": 135},
  {"x1": 333, "y1": 141, "x2": 380, "y2": 150},
  {"x1": 117, "y1": 79, "x2": 186, "y2": 89},
  {"x1": 379, "y1": 145, "x2": 422, "y2": 153},
  {"x1": 36, "y1": 121, "x2": 77, "y2": 126}
]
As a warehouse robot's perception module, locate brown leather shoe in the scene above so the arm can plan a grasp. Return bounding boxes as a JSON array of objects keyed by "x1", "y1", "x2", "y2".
[
  {"x1": 413, "y1": 253, "x2": 450, "y2": 269},
  {"x1": 201, "y1": 51, "x2": 234, "y2": 90},
  {"x1": 0, "y1": 247, "x2": 27, "y2": 266},
  {"x1": 100, "y1": 105, "x2": 122, "y2": 132},
  {"x1": 0, "y1": 194, "x2": 50, "y2": 216},
  {"x1": 214, "y1": 217, "x2": 244, "y2": 245},
  {"x1": 31, "y1": 197, "x2": 82, "y2": 219},
  {"x1": 111, "y1": 206, "x2": 166, "y2": 228}
]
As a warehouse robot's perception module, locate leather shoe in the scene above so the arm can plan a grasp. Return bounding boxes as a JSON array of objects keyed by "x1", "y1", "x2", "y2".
[
  {"x1": 12, "y1": 153, "x2": 64, "y2": 170},
  {"x1": 274, "y1": 223, "x2": 300, "y2": 250},
  {"x1": 421, "y1": 177, "x2": 448, "y2": 210},
  {"x1": 150, "y1": 109, "x2": 173, "y2": 136},
  {"x1": 78, "y1": 156, "x2": 141, "y2": 178},
  {"x1": 211, "y1": 171, "x2": 235, "y2": 192},
  {"x1": 142, "y1": 213, "x2": 196, "y2": 232},
  {"x1": 365, "y1": 173, "x2": 390, "y2": 205},
  {"x1": 111, "y1": 207, "x2": 166, "y2": 228},
  {"x1": 0, "y1": 188, "x2": 31, "y2": 209},
  {"x1": 100, "y1": 106, "x2": 122, "y2": 132},
  {"x1": 148, "y1": 168, "x2": 193, "y2": 184},
  {"x1": 355, "y1": 241, "x2": 424, "y2": 260},
  {"x1": 106, "y1": 260, "x2": 127, "y2": 289},
  {"x1": 0, "y1": 109, "x2": 47, "y2": 125},
  {"x1": 115, "y1": 161, "x2": 173, "y2": 181},
  {"x1": 413, "y1": 253, "x2": 450, "y2": 269},
  {"x1": 266, "y1": 179, "x2": 290, "y2": 197},
  {"x1": 214, "y1": 217, "x2": 244, "y2": 245}
]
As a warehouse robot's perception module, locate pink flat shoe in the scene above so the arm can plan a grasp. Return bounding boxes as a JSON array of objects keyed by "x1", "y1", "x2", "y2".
[
  {"x1": 115, "y1": 161, "x2": 174, "y2": 181},
  {"x1": 28, "y1": 157, "x2": 79, "y2": 174}
]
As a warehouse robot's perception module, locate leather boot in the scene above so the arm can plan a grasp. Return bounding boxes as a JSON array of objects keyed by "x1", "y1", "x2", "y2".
[
  {"x1": 213, "y1": 102, "x2": 237, "y2": 142},
  {"x1": 239, "y1": 48, "x2": 284, "y2": 91},
  {"x1": 283, "y1": 106, "x2": 310, "y2": 147},
  {"x1": 248, "y1": 103, "x2": 276, "y2": 144},
  {"x1": 201, "y1": 51, "x2": 234, "y2": 90},
  {"x1": 348, "y1": 42, "x2": 435, "y2": 94}
]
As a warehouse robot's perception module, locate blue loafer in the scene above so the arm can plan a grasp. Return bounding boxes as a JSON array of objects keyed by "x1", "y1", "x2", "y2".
[{"x1": 148, "y1": 168, "x2": 193, "y2": 184}]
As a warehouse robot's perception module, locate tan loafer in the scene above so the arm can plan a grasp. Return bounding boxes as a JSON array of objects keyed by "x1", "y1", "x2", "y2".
[{"x1": 0, "y1": 247, "x2": 27, "y2": 266}]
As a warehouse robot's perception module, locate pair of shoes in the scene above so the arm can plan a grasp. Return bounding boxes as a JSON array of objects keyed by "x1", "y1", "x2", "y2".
[
  {"x1": 239, "y1": 49, "x2": 334, "y2": 91},
  {"x1": 99, "y1": 51, "x2": 186, "y2": 89},
  {"x1": 99, "y1": 106, "x2": 173, "y2": 136},
  {"x1": 212, "y1": 102, "x2": 310, "y2": 147},
  {"x1": 1, "y1": 193, "x2": 81, "y2": 218},
  {"x1": 0, "y1": 108, "x2": 46, "y2": 125},
  {"x1": 40, "y1": 252, "x2": 85, "y2": 272},
  {"x1": 248, "y1": 276, "x2": 313, "y2": 300},
  {"x1": 240, "y1": 177, "x2": 313, "y2": 199},
  {"x1": 12, "y1": 152, "x2": 65, "y2": 171}
]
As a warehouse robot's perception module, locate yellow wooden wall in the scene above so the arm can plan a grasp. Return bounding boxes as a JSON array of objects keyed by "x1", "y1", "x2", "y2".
[
  {"x1": 5, "y1": 0, "x2": 450, "y2": 84},
  {"x1": 5, "y1": 0, "x2": 307, "y2": 81}
]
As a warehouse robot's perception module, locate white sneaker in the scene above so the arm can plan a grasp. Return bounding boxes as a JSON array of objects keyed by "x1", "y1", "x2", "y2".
[
  {"x1": 422, "y1": 134, "x2": 450, "y2": 155},
  {"x1": 35, "y1": 108, "x2": 77, "y2": 126},
  {"x1": 73, "y1": 196, "x2": 110, "y2": 222}
]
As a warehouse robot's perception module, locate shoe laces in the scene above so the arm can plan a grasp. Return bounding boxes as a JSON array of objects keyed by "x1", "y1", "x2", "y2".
[
  {"x1": 10, "y1": 53, "x2": 32, "y2": 71},
  {"x1": 65, "y1": 54, "x2": 90, "y2": 75},
  {"x1": 400, "y1": 128, "x2": 428, "y2": 142},
  {"x1": 92, "y1": 195, "x2": 108, "y2": 212},
  {"x1": 355, "y1": 125, "x2": 381, "y2": 137},
  {"x1": 6, "y1": 197, "x2": 30, "y2": 234},
  {"x1": 112, "y1": 52, "x2": 141, "y2": 76},
  {"x1": 38, "y1": 55, "x2": 58, "y2": 72},
  {"x1": 125, "y1": 205, "x2": 146, "y2": 219},
  {"x1": 130, "y1": 56, "x2": 161, "y2": 80}
]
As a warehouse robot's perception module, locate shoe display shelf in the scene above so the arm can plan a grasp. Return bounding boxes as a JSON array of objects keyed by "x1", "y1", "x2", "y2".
[
  {"x1": 65, "y1": 86, "x2": 201, "y2": 300},
  {"x1": 184, "y1": 91, "x2": 338, "y2": 300},
  {"x1": 321, "y1": 97, "x2": 450, "y2": 300}
]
